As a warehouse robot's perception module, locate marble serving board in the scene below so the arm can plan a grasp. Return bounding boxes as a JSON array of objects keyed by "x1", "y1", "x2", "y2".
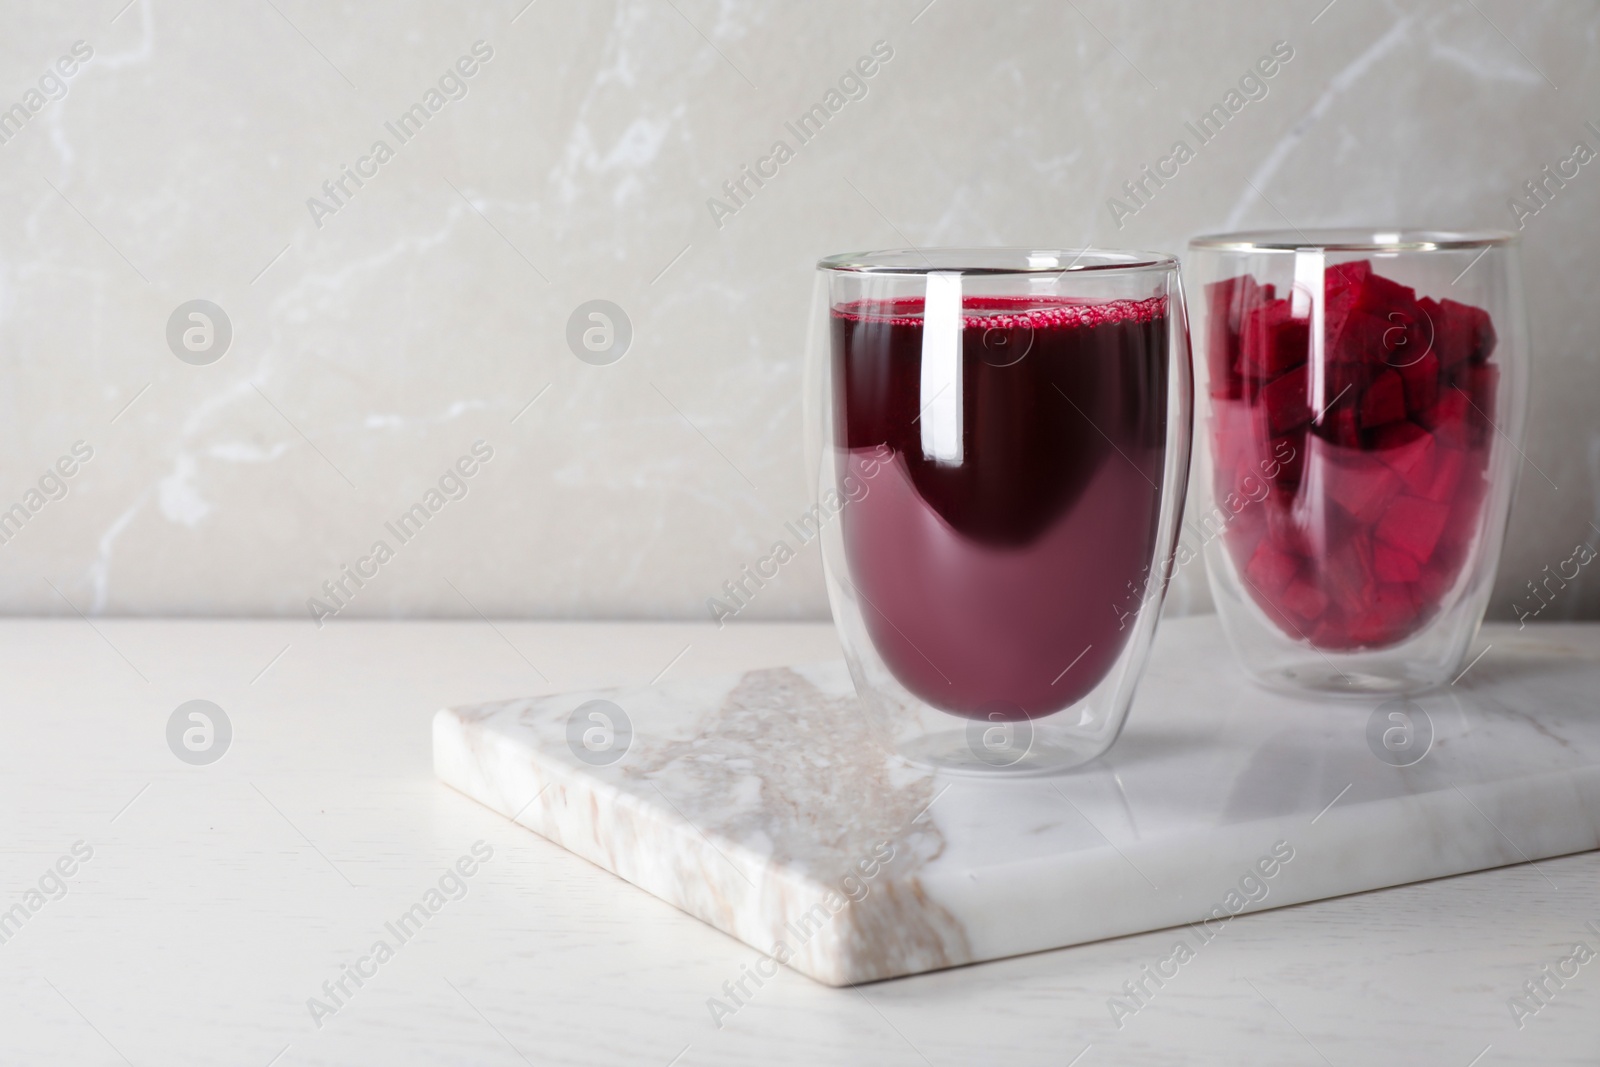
[{"x1": 433, "y1": 617, "x2": 1600, "y2": 986}]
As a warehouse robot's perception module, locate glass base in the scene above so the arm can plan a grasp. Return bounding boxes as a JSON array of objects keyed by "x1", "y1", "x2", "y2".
[
  {"x1": 1247, "y1": 661, "x2": 1446, "y2": 698},
  {"x1": 895, "y1": 728, "x2": 1108, "y2": 777}
]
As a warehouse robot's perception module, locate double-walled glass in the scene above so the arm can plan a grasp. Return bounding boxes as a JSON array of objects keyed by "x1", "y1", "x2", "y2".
[
  {"x1": 805, "y1": 249, "x2": 1193, "y2": 775},
  {"x1": 1187, "y1": 230, "x2": 1529, "y2": 694}
]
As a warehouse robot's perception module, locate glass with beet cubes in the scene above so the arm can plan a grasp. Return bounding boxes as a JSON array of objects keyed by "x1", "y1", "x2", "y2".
[
  {"x1": 808, "y1": 249, "x2": 1192, "y2": 774},
  {"x1": 1188, "y1": 231, "x2": 1528, "y2": 693}
]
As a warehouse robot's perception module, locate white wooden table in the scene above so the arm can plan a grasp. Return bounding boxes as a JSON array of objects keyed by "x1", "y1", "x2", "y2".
[{"x1": 0, "y1": 618, "x2": 1594, "y2": 1066}]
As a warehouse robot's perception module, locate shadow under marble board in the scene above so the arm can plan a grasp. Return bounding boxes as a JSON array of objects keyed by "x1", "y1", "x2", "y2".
[{"x1": 432, "y1": 616, "x2": 1600, "y2": 986}]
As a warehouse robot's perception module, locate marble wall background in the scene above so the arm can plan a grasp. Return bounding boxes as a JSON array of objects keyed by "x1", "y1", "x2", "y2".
[{"x1": 0, "y1": 0, "x2": 1595, "y2": 623}]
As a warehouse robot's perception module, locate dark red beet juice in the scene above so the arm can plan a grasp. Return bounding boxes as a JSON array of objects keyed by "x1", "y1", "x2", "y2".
[{"x1": 832, "y1": 296, "x2": 1170, "y2": 720}]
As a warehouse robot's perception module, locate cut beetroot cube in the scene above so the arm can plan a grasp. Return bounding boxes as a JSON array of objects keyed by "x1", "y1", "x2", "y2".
[
  {"x1": 1320, "y1": 446, "x2": 1402, "y2": 523},
  {"x1": 1347, "y1": 584, "x2": 1422, "y2": 647},
  {"x1": 1427, "y1": 484, "x2": 1485, "y2": 580},
  {"x1": 1241, "y1": 299, "x2": 1310, "y2": 380},
  {"x1": 1218, "y1": 425, "x2": 1305, "y2": 498},
  {"x1": 1323, "y1": 361, "x2": 1377, "y2": 407},
  {"x1": 1377, "y1": 423, "x2": 1440, "y2": 497},
  {"x1": 1331, "y1": 360, "x2": 1378, "y2": 390},
  {"x1": 1334, "y1": 309, "x2": 1423, "y2": 368},
  {"x1": 1209, "y1": 406, "x2": 1248, "y2": 489},
  {"x1": 1396, "y1": 350, "x2": 1440, "y2": 415},
  {"x1": 1206, "y1": 275, "x2": 1275, "y2": 331},
  {"x1": 1325, "y1": 261, "x2": 1421, "y2": 366},
  {"x1": 1329, "y1": 308, "x2": 1391, "y2": 365},
  {"x1": 1374, "y1": 542, "x2": 1421, "y2": 582},
  {"x1": 1208, "y1": 397, "x2": 1254, "y2": 464},
  {"x1": 1418, "y1": 388, "x2": 1471, "y2": 448},
  {"x1": 1323, "y1": 532, "x2": 1376, "y2": 615},
  {"x1": 1415, "y1": 561, "x2": 1458, "y2": 606},
  {"x1": 1203, "y1": 277, "x2": 1240, "y2": 396},
  {"x1": 1378, "y1": 581, "x2": 1421, "y2": 619},
  {"x1": 1244, "y1": 539, "x2": 1300, "y2": 597},
  {"x1": 1206, "y1": 275, "x2": 1274, "y2": 398},
  {"x1": 1464, "y1": 303, "x2": 1497, "y2": 364},
  {"x1": 1436, "y1": 357, "x2": 1465, "y2": 393},
  {"x1": 1360, "y1": 370, "x2": 1408, "y2": 429},
  {"x1": 1263, "y1": 503, "x2": 1313, "y2": 560},
  {"x1": 1373, "y1": 420, "x2": 1433, "y2": 473},
  {"x1": 1464, "y1": 362, "x2": 1498, "y2": 412},
  {"x1": 1349, "y1": 267, "x2": 1419, "y2": 316},
  {"x1": 1326, "y1": 259, "x2": 1372, "y2": 296},
  {"x1": 1417, "y1": 296, "x2": 1443, "y2": 347},
  {"x1": 1375, "y1": 495, "x2": 1450, "y2": 564},
  {"x1": 1209, "y1": 397, "x2": 1280, "y2": 498},
  {"x1": 1439, "y1": 299, "x2": 1497, "y2": 365},
  {"x1": 1324, "y1": 260, "x2": 1371, "y2": 346},
  {"x1": 1344, "y1": 612, "x2": 1383, "y2": 646},
  {"x1": 1210, "y1": 371, "x2": 1242, "y2": 400},
  {"x1": 1310, "y1": 617, "x2": 1357, "y2": 651},
  {"x1": 1430, "y1": 530, "x2": 1469, "y2": 580},
  {"x1": 1464, "y1": 363, "x2": 1499, "y2": 446},
  {"x1": 1268, "y1": 431, "x2": 1306, "y2": 492},
  {"x1": 1378, "y1": 305, "x2": 1432, "y2": 369},
  {"x1": 1203, "y1": 277, "x2": 1239, "y2": 346},
  {"x1": 1259, "y1": 365, "x2": 1311, "y2": 434},
  {"x1": 1374, "y1": 421, "x2": 1429, "y2": 448},
  {"x1": 1207, "y1": 356, "x2": 1242, "y2": 401},
  {"x1": 1315, "y1": 403, "x2": 1361, "y2": 447},
  {"x1": 1281, "y1": 578, "x2": 1330, "y2": 621},
  {"x1": 1310, "y1": 363, "x2": 1367, "y2": 444},
  {"x1": 1429, "y1": 297, "x2": 1496, "y2": 368},
  {"x1": 1419, "y1": 447, "x2": 1465, "y2": 503},
  {"x1": 1229, "y1": 307, "x2": 1263, "y2": 381},
  {"x1": 1397, "y1": 446, "x2": 1440, "y2": 496}
]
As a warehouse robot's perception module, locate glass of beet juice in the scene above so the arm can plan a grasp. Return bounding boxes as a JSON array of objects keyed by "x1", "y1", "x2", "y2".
[
  {"x1": 807, "y1": 249, "x2": 1193, "y2": 774},
  {"x1": 1187, "y1": 231, "x2": 1529, "y2": 694}
]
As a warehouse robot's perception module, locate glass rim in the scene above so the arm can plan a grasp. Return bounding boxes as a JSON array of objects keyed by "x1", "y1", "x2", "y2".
[
  {"x1": 817, "y1": 247, "x2": 1179, "y2": 275},
  {"x1": 1187, "y1": 228, "x2": 1518, "y2": 253}
]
